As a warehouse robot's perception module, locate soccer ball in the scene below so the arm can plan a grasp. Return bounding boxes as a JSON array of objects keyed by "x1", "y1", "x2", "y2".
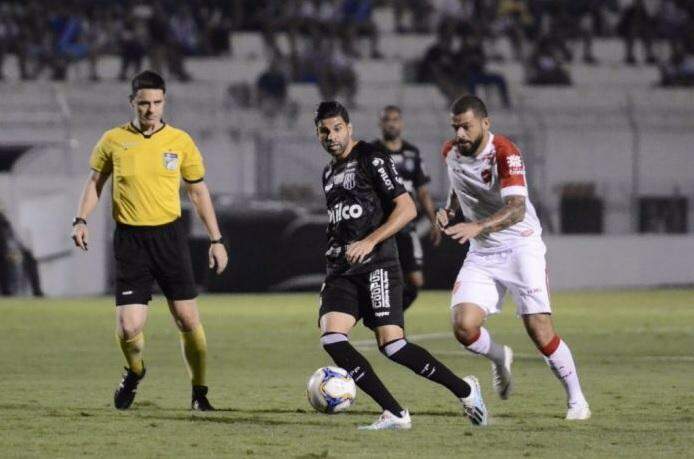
[{"x1": 306, "y1": 366, "x2": 356, "y2": 414}]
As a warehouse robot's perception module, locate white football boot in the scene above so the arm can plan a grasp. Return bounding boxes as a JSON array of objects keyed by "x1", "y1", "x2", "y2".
[
  {"x1": 491, "y1": 345, "x2": 514, "y2": 400},
  {"x1": 460, "y1": 376, "x2": 488, "y2": 426},
  {"x1": 566, "y1": 400, "x2": 591, "y2": 420},
  {"x1": 358, "y1": 410, "x2": 412, "y2": 430}
]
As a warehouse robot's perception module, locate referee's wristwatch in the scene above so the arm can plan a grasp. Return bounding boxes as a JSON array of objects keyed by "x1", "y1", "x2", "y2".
[
  {"x1": 72, "y1": 217, "x2": 87, "y2": 226},
  {"x1": 210, "y1": 236, "x2": 224, "y2": 245}
]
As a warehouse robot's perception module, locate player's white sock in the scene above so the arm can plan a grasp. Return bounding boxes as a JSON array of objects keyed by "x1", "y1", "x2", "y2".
[
  {"x1": 463, "y1": 327, "x2": 506, "y2": 366},
  {"x1": 542, "y1": 336, "x2": 587, "y2": 406}
]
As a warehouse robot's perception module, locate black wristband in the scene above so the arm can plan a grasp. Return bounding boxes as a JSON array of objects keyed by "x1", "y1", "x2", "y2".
[
  {"x1": 72, "y1": 217, "x2": 87, "y2": 226},
  {"x1": 210, "y1": 236, "x2": 224, "y2": 244}
]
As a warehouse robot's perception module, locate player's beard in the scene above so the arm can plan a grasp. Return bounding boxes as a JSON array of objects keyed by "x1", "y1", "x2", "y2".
[
  {"x1": 382, "y1": 128, "x2": 400, "y2": 142},
  {"x1": 456, "y1": 133, "x2": 484, "y2": 156},
  {"x1": 324, "y1": 139, "x2": 348, "y2": 158}
]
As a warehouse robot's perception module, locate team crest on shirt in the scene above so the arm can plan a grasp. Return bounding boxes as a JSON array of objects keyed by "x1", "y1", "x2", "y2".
[
  {"x1": 341, "y1": 161, "x2": 357, "y2": 190},
  {"x1": 343, "y1": 171, "x2": 356, "y2": 190},
  {"x1": 163, "y1": 152, "x2": 179, "y2": 171}
]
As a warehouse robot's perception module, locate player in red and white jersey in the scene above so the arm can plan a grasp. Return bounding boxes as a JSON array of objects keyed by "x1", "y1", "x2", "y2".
[
  {"x1": 436, "y1": 95, "x2": 590, "y2": 421},
  {"x1": 441, "y1": 128, "x2": 542, "y2": 252}
]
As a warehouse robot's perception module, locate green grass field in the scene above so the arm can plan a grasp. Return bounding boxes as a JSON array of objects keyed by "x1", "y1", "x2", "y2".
[{"x1": 1, "y1": 290, "x2": 693, "y2": 458}]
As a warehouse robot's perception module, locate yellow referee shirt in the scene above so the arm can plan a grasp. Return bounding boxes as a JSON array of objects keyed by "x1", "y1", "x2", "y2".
[{"x1": 89, "y1": 123, "x2": 205, "y2": 226}]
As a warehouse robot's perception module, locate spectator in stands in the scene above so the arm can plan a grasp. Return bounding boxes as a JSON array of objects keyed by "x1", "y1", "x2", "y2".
[
  {"x1": 340, "y1": 0, "x2": 383, "y2": 59},
  {"x1": 83, "y1": 6, "x2": 110, "y2": 81},
  {"x1": 309, "y1": 38, "x2": 358, "y2": 107},
  {"x1": 659, "y1": 27, "x2": 694, "y2": 86},
  {"x1": 393, "y1": 0, "x2": 433, "y2": 34},
  {"x1": 256, "y1": 0, "x2": 293, "y2": 59},
  {"x1": 256, "y1": 56, "x2": 289, "y2": 116},
  {"x1": 617, "y1": 0, "x2": 657, "y2": 65},
  {"x1": 167, "y1": 4, "x2": 196, "y2": 81},
  {"x1": 290, "y1": 0, "x2": 341, "y2": 57},
  {"x1": 147, "y1": 2, "x2": 169, "y2": 75},
  {"x1": 657, "y1": 0, "x2": 690, "y2": 64},
  {"x1": 457, "y1": 31, "x2": 511, "y2": 107},
  {"x1": 526, "y1": 35, "x2": 572, "y2": 86},
  {"x1": 417, "y1": 22, "x2": 459, "y2": 98},
  {"x1": 197, "y1": 2, "x2": 233, "y2": 56},
  {"x1": 564, "y1": 0, "x2": 600, "y2": 64},
  {"x1": 494, "y1": 0, "x2": 533, "y2": 62},
  {"x1": 0, "y1": 3, "x2": 32, "y2": 80},
  {"x1": 118, "y1": 13, "x2": 147, "y2": 81}
]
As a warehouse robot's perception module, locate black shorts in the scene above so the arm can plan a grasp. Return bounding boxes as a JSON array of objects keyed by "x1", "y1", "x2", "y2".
[
  {"x1": 395, "y1": 229, "x2": 423, "y2": 274},
  {"x1": 319, "y1": 265, "x2": 404, "y2": 330},
  {"x1": 113, "y1": 219, "x2": 197, "y2": 306}
]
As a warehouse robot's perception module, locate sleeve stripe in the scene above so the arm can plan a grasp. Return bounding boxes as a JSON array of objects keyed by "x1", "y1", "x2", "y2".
[
  {"x1": 183, "y1": 177, "x2": 204, "y2": 184},
  {"x1": 500, "y1": 186, "x2": 528, "y2": 198}
]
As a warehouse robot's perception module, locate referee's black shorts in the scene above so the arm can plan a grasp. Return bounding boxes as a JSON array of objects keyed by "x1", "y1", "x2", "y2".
[{"x1": 113, "y1": 218, "x2": 197, "y2": 306}]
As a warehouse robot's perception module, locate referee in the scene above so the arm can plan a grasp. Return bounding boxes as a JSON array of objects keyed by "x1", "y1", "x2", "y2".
[{"x1": 71, "y1": 71, "x2": 228, "y2": 411}]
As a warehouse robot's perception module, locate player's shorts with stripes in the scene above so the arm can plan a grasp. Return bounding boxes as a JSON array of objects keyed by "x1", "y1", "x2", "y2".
[
  {"x1": 319, "y1": 264, "x2": 404, "y2": 330},
  {"x1": 113, "y1": 218, "x2": 197, "y2": 306},
  {"x1": 395, "y1": 228, "x2": 423, "y2": 273},
  {"x1": 450, "y1": 240, "x2": 551, "y2": 316}
]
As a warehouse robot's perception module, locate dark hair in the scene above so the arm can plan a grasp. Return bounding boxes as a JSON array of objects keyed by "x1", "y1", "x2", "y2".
[
  {"x1": 131, "y1": 70, "x2": 166, "y2": 95},
  {"x1": 379, "y1": 105, "x2": 402, "y2": 119},
  {"x1": 450, "y1": 95, "x2": 488, "y2": 118},
  {"x1": 314, "y1": 101, "x2": 349, "y2": 126}
]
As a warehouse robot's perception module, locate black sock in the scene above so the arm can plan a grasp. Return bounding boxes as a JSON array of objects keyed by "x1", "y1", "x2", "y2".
[
  {"x1": 321, "y1": 333, "x2": 404, "y2": 416},
  {"x1": 381, "y1": 339, "x2": 471, "y2": 398},
  {"x1": 402, "y1": 284, "x2": 419, "y2": 311}
]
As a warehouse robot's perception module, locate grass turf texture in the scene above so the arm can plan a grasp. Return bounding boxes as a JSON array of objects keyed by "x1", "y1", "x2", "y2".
[{"x1": 1, "y1": 290, "x2": 693, "y2": 458}]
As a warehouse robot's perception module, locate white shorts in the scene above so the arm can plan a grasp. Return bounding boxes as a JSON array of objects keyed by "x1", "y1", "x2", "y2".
[{"x1": 450, "y1": 242, "x2": 551, "y2": 316}]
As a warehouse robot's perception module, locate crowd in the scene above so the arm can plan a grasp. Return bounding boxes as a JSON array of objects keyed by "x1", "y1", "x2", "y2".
[
  {"x1": 1, "y1": 1, "x2": 693, "y2": 93},
  {"x1": 0, "y1": 0, "x2": 232, "y2": 81}
]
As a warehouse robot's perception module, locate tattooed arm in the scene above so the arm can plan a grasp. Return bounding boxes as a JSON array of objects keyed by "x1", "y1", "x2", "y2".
[{"x1": 443, "y1": 195, "x2": 525, "y2": 244}]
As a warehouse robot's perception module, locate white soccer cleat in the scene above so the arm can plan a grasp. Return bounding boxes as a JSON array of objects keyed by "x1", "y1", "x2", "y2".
[
  {"x1": 565, "y1": 401, "x2": 591, "y2": 420},
  {"x1": 358, "y1": 410, "x2": 412, "y2": 431},
  {"x1": 491, "y1": 345, "x2": 514, "y2": 400},
  {"x1": 460, "y1": 376, "x2": 488, "y2": 426}
]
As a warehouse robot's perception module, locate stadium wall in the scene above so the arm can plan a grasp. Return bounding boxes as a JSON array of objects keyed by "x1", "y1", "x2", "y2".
[{"x1": 544, "y1": 235, "x2": 694, "y2": 291}]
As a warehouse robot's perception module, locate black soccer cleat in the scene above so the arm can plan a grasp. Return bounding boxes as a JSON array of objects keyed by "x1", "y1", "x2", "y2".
[
  {"x1": 114, "y1": 367, "x2": 146, "y2": 410},
  {"x1": 191, "y1": 385, "x2": 215, "y2": 411}
]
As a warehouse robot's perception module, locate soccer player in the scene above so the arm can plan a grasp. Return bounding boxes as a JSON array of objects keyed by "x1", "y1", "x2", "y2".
[
  {"x1": 70, "y1": 71, "x2": 229, "y2": 411},
  {"x1": 372, "y1": 106, "x2": 441, "y2": 311},
  {"x1": 315, "y1": 101, "x2": 487, "y2": 430},
  {"x1": 437, "y1": 95, "x2": 591, "y2": 420}
]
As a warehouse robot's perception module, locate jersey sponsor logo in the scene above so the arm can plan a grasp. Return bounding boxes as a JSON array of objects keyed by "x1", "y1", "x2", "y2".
[
  {"x1": 506, "y1": 155, "x2": 524, "y2": 175},
  {"x1": 369, "y1": 269, "x2": 390, "y2": 310},
  {"x1": 372, "y1": 157, "x2": 384, "y2": 167},
  {"x1": 324, "y1": 181, "x2": 334, "y2": 192},
  {"x1": 328, "y1": 203, "x2": 364, "y2": 224},
  {"x1": 163, "y1": 152, "x2": 179, "y2": 171},
  {"x1": 377, "y1": 167, "x2": 394, "y2": 190}
]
